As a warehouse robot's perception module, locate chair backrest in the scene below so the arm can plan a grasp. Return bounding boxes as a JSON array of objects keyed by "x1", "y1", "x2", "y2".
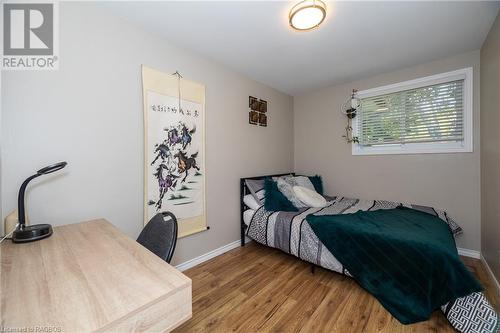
[{"x1": 137, "y1": 212, "x2": 178, "y2": 263}]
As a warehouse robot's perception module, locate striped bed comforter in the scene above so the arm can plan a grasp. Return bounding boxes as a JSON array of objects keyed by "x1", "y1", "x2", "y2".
[{"x1": 246, "y1": 196, "x2": 498, "y2": 333}]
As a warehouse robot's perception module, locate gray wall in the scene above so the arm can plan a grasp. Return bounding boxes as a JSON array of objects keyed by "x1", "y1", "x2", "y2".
[
  {"x1": 480, "y1": 13, "x2": 500, "y2": 280},
  {"x1": 294, "y1": 51, "x2": 481, "y2": 251},
  {"x1": 0, "y1": 3, "x2": 294, "y2": 265}
]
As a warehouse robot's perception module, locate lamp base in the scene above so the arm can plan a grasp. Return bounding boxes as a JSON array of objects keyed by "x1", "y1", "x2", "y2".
[{"x1": 12, "y1": 224, "x2": 53, "y2": 243}]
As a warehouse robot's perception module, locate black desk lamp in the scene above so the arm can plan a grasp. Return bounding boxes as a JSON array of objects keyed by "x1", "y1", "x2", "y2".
[{"x1": 12, "y1": 161, "x2": 67, "y2": 243}]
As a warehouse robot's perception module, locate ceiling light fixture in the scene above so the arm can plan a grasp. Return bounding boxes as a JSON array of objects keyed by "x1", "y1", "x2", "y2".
[{"x1": 289, "y1": 0, "x2": 327, "y2": 31}]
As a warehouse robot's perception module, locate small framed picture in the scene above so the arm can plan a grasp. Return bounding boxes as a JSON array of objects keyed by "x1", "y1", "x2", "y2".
[
  {"x1": 259, "y1": 113, "x2": 267, "y2": 127},
  {"x1": 249, "y1": 97, "x2": 261, "y2": 111},
  {"x1": 249, "y1": 111, "x2": 259, "y2": 125},
  {"x1": 259, "y1": 99, "x2": 267, "y2": 113},
  {"x1": 249, "y1": 96, "x2": 257, "y2": 108}
]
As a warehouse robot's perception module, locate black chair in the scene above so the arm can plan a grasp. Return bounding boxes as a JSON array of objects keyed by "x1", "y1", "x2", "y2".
[{"x1": 137, "y1": 212, "x2": 178, "y2": 263}]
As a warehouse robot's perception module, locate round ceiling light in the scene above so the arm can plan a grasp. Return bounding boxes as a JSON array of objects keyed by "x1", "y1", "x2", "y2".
[{"x1": 289, "y1": 0, "x2": 327, "y2": 31}]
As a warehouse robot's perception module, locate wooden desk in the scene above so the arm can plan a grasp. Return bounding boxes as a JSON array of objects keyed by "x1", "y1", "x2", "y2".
[{"x1": 0, "y1": 219, "x2": 192, "y2": 332}]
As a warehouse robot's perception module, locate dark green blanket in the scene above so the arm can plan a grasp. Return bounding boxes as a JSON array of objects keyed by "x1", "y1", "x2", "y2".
[{"x1": 306, "y1": 207, "x2": 482, "y2": 324}]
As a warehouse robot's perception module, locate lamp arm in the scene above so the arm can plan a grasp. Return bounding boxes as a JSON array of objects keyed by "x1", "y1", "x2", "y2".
[{"x1": 17, "y1": 174, "x2": 42, "y2": 228}]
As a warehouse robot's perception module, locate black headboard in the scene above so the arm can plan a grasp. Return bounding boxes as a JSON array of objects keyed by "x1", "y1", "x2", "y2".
[{"x1": 239, "y1": 173, "x2": 295, "y2": 246}]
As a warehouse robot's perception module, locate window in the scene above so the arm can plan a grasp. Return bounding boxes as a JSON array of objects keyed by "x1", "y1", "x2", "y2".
[{"x1": 352, "y1": 68, "x2": 473, "y2": 155}]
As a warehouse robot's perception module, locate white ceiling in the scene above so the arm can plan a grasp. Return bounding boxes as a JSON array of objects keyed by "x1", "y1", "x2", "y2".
[{"x1": 99, "y1": 1, "x2": 500, "y2": 95}]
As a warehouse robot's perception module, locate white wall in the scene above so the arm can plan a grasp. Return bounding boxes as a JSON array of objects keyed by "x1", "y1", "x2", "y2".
[
  {"x1": 1, "y1": 3, "x2": 294, "y2": 265},
  {"x1": 294, "y1": 51, "x2": 481, "y2": 251}
]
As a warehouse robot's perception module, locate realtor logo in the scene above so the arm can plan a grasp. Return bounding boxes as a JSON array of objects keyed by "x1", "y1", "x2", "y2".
[{"x1": 2, "y1": 2, "x2": 59, "y2": 70}]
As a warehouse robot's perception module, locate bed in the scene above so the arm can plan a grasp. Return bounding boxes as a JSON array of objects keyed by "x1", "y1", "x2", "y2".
[{"x1": 240, "y1": 173, "x2": 498, "y2": 333}]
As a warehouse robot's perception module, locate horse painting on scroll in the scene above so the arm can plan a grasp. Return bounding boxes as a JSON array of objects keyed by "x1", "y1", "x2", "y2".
[
  {"x1": 150, "y1": 132, "x2": 200, "y2": 210},
  {"x1": 143, "y1": 67, "x2": 206, "y2": 236},
  {"x1": 146, "y1": 90, "x2": 204, "y2": 222}
]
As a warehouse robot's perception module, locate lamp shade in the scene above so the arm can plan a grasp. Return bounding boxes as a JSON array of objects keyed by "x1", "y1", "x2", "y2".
[{"x1": 289, "y1": 0, "x2": 327, "y2": 31}]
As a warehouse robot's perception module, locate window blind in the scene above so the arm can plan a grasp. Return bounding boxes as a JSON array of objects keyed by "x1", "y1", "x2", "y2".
[{"x1": 358, "y1": 80, "x2": 464, "y2": 146}]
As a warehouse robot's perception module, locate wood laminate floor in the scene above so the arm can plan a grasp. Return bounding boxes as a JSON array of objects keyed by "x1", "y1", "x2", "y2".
[{"x1": 174, "y1": 242, "x2": 499, "y2": 333}]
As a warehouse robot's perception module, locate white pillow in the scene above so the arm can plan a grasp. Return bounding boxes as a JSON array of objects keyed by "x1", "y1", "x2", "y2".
[
  {"x1": 276, "y1": 177, "x2": 307, "y2": 208},
  {"x1": 293, "y1": 186, "x2": 327, "y2": 208},
  {"x1": 255, "y1": 189, "x2": 265, "y2": 201},
  {"x1": 243, "y1": 209, "x2": 256, "y2": 226},
  {"x1": 294, "y1": 176, "x2": 316, "y2": 191},
  {"x1": 243, "y1": 194, "x2": 261, "y2": 210},
  {"x1": 275, "y1": 176, "x2": 316, "y2": 208}
]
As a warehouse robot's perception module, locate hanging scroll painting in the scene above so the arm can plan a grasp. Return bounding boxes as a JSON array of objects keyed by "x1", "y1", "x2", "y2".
[{"x1": 142, "y1": 66, "x2": 207, "y2": 238}]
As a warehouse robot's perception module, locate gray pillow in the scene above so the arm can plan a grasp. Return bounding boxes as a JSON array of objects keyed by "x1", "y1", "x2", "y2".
[{"x1": 245, "y1": 179, "x2": 265, "y2": 205}]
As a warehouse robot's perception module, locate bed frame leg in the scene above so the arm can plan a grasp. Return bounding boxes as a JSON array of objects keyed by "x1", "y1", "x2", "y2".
[
  {"x1": 240, "y1": 179, "x2": 246, "y2": 247},
  {"x1": 310, "y1": 265, "x2": 316, "y2": 274}
]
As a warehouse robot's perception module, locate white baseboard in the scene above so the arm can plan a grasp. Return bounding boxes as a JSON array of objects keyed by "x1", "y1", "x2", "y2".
[
  {"x1": 176, "y1": 239, "x2": 247, "y2": 272},
  {"x1": 480, "y1": 254, "x2": 500, "y2": 297},
  {"x1": 175, "y1": 242, "x2": 481, "y2": 272},
  {"x1": 457, "y1": 247, "x2": 481, "y2": 259}
]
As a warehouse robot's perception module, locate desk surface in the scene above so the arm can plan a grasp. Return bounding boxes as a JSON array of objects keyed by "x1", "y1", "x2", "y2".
[{"x1": 0, "y1": 219, "x2": 192, "y2": 332}]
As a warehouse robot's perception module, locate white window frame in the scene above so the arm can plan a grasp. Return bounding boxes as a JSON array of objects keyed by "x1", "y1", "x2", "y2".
[{"x1": 352, "y1": 67, "x2": 473, "y2": 155}]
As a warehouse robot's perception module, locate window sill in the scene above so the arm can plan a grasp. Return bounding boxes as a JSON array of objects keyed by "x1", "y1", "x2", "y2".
[{"x1": 352, "y1": 142, "x2": 473, "y2": 156}]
